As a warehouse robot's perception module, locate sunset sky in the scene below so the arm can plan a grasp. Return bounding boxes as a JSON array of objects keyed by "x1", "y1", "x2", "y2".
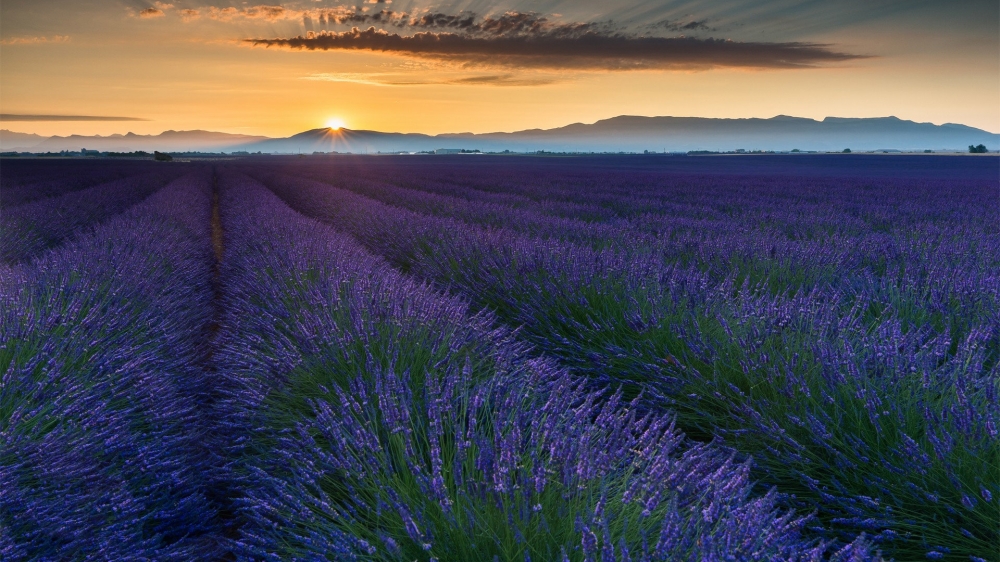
[{"x1": 1, "y1": 0, "x2": 997, "y2": 137}]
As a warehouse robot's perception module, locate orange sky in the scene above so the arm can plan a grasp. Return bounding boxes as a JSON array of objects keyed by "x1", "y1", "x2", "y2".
[{"x1": 1, "y1": 1, "x2": 997, "y2": 137}]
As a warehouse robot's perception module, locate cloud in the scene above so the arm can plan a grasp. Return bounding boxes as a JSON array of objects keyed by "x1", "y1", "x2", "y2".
[
  {"x1": 0, "y1": 114, "x2": 150, "y2": 122},
  {"x1": 178, "y1": 6, "x2": 600, "y2": 36},
  {"x1": 242, "y1": 5, "x2": 291, "y2": 21},
  {"x1": 133, "y1": 2, "x2": 175, "y2": 19},
  {"x1": 646, "y1": 19, "x2": 714, "y2": 33},
  {"x1": 206, "y1": 4, "x2": 308, "y2": 22},
  {"x1": 247, "y1": 26, "x2": 868, "y2": 71},
  {"x1": 315, "y1": 9, "x2": 614, "y2": 37},
  {"x1": 304, "y1": 72, "x2": 398, "y2": 86},
  {"x1": 449, "y1": 74, "x2": 557, "y2": 86},
  {"x1": 304, "y1": 72, "x2": 557, "y2": 86},
  {"x1": 179, "y1": 9, "x2": 200, "y2": 21},
  {"x1": 179, "y1": 6, "x2": 597, "y2": 32},
  {"x1": 206, "y1": 7, "x2": 240, "y2": 21},
  {"x1": 0, "y1": 35, "x2": 70, "y2": 45}
]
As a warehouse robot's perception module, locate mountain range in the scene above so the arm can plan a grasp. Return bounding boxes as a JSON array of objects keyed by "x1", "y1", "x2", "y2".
[
  {"x1": 0, "y1": 130, "x2": 268, "y2": 153},
  {"x1": 3, "y1": 115, "x2": 997, "y2": 153}
]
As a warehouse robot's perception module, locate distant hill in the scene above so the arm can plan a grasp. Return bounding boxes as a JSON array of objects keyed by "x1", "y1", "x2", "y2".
[
  {"x1": 239, "y1": 127, "x2": 445, "y2": 154},
  {"x1": 28, "y1": 130, "x2": 269, "y2": 152},
  {"x1": 1, "y1": 130, "x2": 48, "y2": 151},
  {"x1": 461, "y1": 115, "x2": 1000, "y2": 152},
  {"x1": 235, "y1": 116, "x2": 999, "y2": 154},
  {"x1": 5, "y1": 116, "x2": 998, "y2": 154}
]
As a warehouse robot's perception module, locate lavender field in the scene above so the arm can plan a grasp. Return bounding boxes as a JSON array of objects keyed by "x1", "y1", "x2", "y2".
[{"x1": 1, "y1": 155, "x2": 997, "y2": 561}]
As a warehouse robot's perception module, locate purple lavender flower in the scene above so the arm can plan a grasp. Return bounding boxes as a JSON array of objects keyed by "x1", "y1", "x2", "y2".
[{"x1": 214, "y1": 172, "x2": 858, "y2": 560}]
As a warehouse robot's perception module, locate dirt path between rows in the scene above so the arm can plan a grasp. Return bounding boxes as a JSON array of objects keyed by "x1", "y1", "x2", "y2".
[{"x1": 204, "y1": 170, "x2": 241, "y2": 559}]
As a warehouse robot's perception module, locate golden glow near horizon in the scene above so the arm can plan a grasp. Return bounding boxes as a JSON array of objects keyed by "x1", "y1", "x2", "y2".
[{"x1": 0, "y1": 1, "x2": 996, "y2": 138}]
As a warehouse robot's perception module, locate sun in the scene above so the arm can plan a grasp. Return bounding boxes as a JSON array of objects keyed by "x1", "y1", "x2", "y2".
[{"x1": 325, "y1": 117, "x2": 346, "y2": 130}]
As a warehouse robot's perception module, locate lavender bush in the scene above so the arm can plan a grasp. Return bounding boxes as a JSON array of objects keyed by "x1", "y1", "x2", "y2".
[
  {"x1": 255, "y1": 155, "x2": 998, "y2": 560},
  {"x1": 0, "y1": 171, "x2": 223, "y2": 559},
  {"x1": 2, "y1": 155, "x2": 992, "y2": 560},
  {"x1": 0, "y1": 159, "x2": 156, "y2": 207},
  {"x1": 1, "y1": 170, "x2": 179, "y2": 264},
  {"x1": 216, "y1": 172, "x2": 864, "y2": 560}
]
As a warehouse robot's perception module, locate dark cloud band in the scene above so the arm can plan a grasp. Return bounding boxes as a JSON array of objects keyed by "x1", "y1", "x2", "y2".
[
  {"x1": 246, "y1": 27, "x2": 867, "y2": 70},
  {"x1": 0, "y1": 114, "x2": 150, "y2": 121}
]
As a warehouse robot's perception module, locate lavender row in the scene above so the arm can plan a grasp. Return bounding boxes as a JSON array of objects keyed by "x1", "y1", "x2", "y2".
[
  {"x1": 283, "y1": 158, "x2": 1000, "y2": 376},
  {"x1": 347, "y1": 154, "x2": 999, "y2": 204},
  {"x1": 256, "y1": 168, "x2": 998, "y2": 560},
  {"x1": 1, "y1": 169, "x2": 181, "y2": 264},
  {"x1": 280, "y1": 163, "x2": 628, "y2": 231},
  {"x1": 262, "y1": 160, "x2": 997, "y2": 319},
  {"x1": 261, "y1": 168, "x2": 646, "y2": 247},
  {"x1": 0, "y1": 171, "x2": 223, "y2": 560},
  {"x1": 281, "y1": 155, "x2": 997, "y2": 221},
  {"x1": 0, "y1": 159, "x2": 160, "y2": 208},
  {"x1": 213, "y1": 172, "x2": 867, "y2": 560},
  {"x1": 259, "y1": 162, "x2": 998, "y2": 408}
]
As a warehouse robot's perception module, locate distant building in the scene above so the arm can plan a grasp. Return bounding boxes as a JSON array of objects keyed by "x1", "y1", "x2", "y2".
[{"x1": 434, "y1": 148, "x2": 464, "y2": 154}]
